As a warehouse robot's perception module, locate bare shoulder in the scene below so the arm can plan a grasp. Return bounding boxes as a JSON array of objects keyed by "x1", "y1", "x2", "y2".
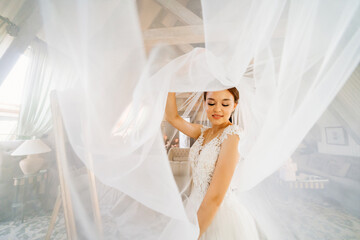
[
  {"x1": 219, "y1": 129, "x2": 240, "y2": 157},
  {"x1": 221, "y1": 133, "x2": 240, "y2": 148}
]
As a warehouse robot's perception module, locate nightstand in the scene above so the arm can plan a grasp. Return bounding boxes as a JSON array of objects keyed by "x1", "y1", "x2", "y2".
[{"x1": 12, "y1": 169, "x2": 48, "y2": 222}]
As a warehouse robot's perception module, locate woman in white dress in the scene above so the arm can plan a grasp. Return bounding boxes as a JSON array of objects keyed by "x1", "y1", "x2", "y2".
[{"x1": 165, "y1": 88, "x2": 261, "y2": 240}]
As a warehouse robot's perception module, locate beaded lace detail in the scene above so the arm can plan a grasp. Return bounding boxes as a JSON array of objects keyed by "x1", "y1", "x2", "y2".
[{"x1": 189, "y1": 124, "x2": 242, "y2": 199}]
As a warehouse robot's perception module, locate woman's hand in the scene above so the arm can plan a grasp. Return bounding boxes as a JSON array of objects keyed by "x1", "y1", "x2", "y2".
[{"x1": 164, "y1": 92, "x2": 202, "y2": 139}]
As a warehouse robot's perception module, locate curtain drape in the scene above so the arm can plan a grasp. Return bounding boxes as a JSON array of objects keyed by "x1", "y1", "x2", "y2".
[
  {"x1": 16, "y1": 38, "x2": 74, "y2": 139},
  {"x1": 36, "y1": 0, "x2": 360, "y2": 239}
]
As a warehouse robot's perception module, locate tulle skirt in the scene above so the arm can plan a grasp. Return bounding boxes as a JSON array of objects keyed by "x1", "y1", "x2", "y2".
[{"x1": 186, "y1": 191, "x2": 262, "y2": 240}]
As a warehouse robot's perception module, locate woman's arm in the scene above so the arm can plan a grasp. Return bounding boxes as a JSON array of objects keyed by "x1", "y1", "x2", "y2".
[
  {"x1": 196, "y1": 134, "x2": 240, "y2": 238},
  {"x1": 165, "y1": 92, "x2": 202, "y2": 139}
]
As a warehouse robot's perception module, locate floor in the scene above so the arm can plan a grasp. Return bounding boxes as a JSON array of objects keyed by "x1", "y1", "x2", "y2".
[
  {"x1": 0, "y1": 194, "x2": 359, "y2": 240},
  {"x1": 270, "y1": 195, "x2": 360, "y2": 240},
  {"x1": 0, "y1": 212, "x2": 66, "y2": 240}
]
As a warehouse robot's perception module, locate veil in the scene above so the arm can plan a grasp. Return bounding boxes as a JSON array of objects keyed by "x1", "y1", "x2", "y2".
[{"x1": 9, "y1": 0, "x2": 359, "y2": 239}]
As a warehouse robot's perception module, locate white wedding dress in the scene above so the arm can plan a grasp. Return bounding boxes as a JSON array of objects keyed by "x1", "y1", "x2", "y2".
[{"x1": 187, "y1": 124, "x2": 261, "y2": 240}]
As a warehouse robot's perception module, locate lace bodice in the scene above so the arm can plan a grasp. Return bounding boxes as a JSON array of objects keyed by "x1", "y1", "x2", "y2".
[{"x1": 189, "y1": 124, "x2": 243, "y2": 199}]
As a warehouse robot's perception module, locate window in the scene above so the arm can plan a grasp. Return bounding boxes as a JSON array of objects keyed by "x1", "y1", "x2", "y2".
[{"x1": 0, "y1": 54, "x2": 28, "y2": 140}]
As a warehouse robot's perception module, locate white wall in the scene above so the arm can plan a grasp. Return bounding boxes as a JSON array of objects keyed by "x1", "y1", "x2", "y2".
[{"x1": 317, "y1": 111, "x2": 360, "y2": 157}]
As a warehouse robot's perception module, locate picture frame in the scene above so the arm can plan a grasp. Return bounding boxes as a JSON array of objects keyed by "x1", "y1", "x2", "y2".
[{"x1": 325, "y1": 127, "x2": 349, "y2": 145}]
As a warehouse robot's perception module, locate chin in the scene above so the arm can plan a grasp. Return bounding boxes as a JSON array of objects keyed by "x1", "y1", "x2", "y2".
[{"x1": 209, "y1": 118, "x2": 226, "y2": 125}]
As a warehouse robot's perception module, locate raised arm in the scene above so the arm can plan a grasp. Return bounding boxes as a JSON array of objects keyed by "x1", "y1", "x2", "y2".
[
  {"x1": 164, "y1": 92, "x2": 202, "y2": 139},
  {"x1": 196, "y1": 134, "x2": 240, "y2": 238}
]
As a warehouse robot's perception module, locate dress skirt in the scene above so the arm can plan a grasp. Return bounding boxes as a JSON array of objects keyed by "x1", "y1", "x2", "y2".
[{"x1": 186, "y1": 190, "x2": 261, "y2": 240}]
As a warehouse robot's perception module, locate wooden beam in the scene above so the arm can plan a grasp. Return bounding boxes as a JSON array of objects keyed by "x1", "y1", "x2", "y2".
[
  {"x1": 138, "y1": 0, "x2": 162, "y2": 30},
  {"x1": 144, "y1": 25, "x2": 204, "y2": 46},
  {"x1": 159, "y1": 0, "x2": 193, "y2": 53},
  {"x1": 161, "y1": 0, "x2": 190, "y2": 26},
  {"x1": 50, "y1": 91, "x2": 77, "y2": 240},
  {"x1": 86, "y1": 154, "x2": 103, "y2": 238},
  {"x1": 156, "y1": 0, "x2": 202, "y2": 25},
  {"x1": 177, "y1": 44, "x2": 194, "y2": 53}
]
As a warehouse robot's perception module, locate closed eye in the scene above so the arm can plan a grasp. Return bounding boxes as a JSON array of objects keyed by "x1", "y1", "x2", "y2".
[{"x1": 207, "y1": 103, "x2": 229, "y2": 107}]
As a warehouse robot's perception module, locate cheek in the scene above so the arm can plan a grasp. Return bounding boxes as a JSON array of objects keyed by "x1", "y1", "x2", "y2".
[
  {"x1": 223, "y1": 110, "x2": 231, "y2": 117},
  {"x1": 224, "y1": 105, "x2": 235, "y2": 116}
]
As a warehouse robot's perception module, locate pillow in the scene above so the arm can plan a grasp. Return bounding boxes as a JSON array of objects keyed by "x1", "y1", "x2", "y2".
[{"x1": 170, "y1": 161, "x2": 190, "y2": 176}]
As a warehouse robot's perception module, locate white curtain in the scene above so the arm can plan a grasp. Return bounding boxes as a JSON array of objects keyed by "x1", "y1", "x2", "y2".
[
  {"x1": 37, "y1": 0, "x2": 360, "y2": 239},
  {"x1": 16, "y1": 38, "x2": 74, "y2": 139}
]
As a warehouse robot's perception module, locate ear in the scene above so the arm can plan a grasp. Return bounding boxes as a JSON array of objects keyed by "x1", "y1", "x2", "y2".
[{"x1": 233, "y1": 103, "x2": 237, "y2": 112}]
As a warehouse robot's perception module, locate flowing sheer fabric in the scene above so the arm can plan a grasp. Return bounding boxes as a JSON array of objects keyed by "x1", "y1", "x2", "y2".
[
  {"x1": 16, "y1": 39, "x2": 74, "y2": 139},
  {"x1": 37, "y1": 0, "x2": 360, "y2": 239}
]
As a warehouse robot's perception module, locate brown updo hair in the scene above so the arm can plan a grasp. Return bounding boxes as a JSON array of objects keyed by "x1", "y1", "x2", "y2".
[{"x1": 203, "y1": 87, "x2": 239, "y2": 103}]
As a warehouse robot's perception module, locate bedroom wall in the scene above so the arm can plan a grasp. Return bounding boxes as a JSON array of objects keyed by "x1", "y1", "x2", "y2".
[{"x1": 317, "y1": 111, "x2": 360, "y2": 157}]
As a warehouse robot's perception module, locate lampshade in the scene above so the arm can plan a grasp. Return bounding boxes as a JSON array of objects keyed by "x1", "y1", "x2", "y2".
[{"x1": 11, "y1": 139, "x2": 51, "y2": 156}]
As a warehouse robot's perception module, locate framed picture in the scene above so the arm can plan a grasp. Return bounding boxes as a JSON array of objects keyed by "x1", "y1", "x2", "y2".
[{"x1": 325, "y1": 127, "x2": 349, "y2": 145}]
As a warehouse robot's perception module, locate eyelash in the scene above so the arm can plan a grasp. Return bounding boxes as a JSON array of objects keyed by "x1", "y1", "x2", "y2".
[{"x1": 208, "y1": 103, "x2": 229, "y2": 107}]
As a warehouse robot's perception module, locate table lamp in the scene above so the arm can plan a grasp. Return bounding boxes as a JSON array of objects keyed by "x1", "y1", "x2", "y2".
[{"x1": 11, "y1": 138, "x2": 51, "y2": 175}]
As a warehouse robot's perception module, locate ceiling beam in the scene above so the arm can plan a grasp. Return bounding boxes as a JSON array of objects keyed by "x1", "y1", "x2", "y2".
[
  {"x1": 138, "y1": 0, "x2": 162, "y2": 30},
  {"x1": 161, "y1": 0, "x2": 190, "y2": 26},
  {"x1": 156, "y1": 0, "x2": 202, "y2": 25},
  {"x1": 144, "y1": 25, "x2": 204, "y2": 46},
  {"x1": 160, "y1": 0, "x2": 194, "y2": 54}
]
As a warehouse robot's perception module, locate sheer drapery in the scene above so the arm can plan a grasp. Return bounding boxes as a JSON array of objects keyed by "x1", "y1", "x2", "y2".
[
  {"x1": 16, "y1": 39, "x2": 50, "y2": 139},
  {"x1": 37, "y1": 0, "x2": 360, "y2": 239},
  {"x1": 16, "y1": 39, "x2": 75, "y2": 139}
]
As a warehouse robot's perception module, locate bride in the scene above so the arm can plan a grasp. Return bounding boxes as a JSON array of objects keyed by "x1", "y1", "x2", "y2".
[{"x1": 165, "y1": 88, "x2": 261, "y2": 239}]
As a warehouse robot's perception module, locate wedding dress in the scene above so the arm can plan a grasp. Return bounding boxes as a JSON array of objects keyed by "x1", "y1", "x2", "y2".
[
  {"x1": 34, "y1": 0, "x2": 359, "y2": 239},
  {"x1": 187, "y1": 124, "x2": 261, "y2": 240}
]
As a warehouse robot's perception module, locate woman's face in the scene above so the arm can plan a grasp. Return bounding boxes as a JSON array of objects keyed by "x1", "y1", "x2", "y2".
[{"x1": 205, "y1": 90, "x2": 237, "y2": 126}]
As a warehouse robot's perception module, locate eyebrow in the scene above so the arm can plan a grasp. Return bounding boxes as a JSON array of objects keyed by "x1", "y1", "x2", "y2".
[{"x1": 207, "y1": 98, "x2": 231, "y2": 101}]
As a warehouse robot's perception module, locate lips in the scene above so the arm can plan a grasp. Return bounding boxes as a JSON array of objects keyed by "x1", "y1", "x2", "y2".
[{"x1": 212, "y1": 114, "x2": 223, "y2": 119}]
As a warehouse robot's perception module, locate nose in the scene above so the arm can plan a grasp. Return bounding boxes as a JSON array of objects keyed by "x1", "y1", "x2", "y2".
[{"x1": 214, "y1": 103, "x2": 222, "y2": 112}]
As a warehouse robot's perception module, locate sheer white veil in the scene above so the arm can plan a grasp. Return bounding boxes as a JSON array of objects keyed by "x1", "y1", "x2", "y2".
[{"x1": 36, "y1": 0, "x2": 360, "y2": 239}]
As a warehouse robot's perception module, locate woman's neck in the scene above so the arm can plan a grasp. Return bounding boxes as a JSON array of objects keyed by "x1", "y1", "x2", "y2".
[{"x1": 211, "y1": 121, "x2": 231, "y2": 132}]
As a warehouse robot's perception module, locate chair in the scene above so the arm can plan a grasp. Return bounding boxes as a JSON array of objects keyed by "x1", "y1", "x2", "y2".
[{"x1": 168, "y1": 147, "x2": 191, "y2": 197}]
